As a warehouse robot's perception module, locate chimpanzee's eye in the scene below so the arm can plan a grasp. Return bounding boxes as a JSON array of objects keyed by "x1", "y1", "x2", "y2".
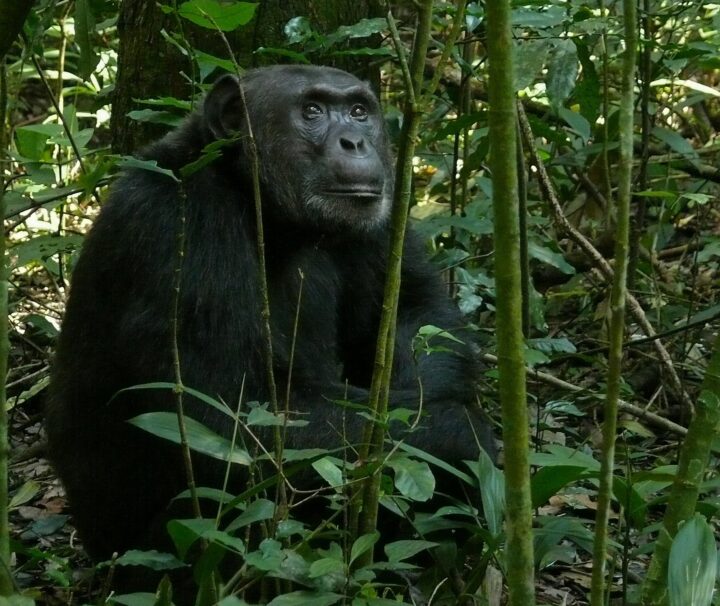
[
  {"x1": 350, "y1": 104, "x2": 369, "y2": 121},
  {"x1": 303, "y1": 103, "x2": 324, "y2": 119}
]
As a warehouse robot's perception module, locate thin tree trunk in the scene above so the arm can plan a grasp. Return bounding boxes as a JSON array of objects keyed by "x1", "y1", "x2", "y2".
[
  {"x1": 485, "y1": 0, "x2": 535, "y2": 603},
  {"x1": 589, "y1": 0, "x2": 637, "y2": 602},
  {"x1": 0, "y1": 55, "x2": 14, "y2": 599}
]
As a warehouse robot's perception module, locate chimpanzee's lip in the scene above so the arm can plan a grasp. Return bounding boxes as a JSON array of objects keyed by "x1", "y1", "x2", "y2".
[{"x1": 322, "y1": 188, "x2": 383, "y2": 198}]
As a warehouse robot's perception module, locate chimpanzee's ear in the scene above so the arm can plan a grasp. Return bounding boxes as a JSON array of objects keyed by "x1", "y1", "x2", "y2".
[{"x1": 204, "y1": 73, "x2": 245, "y2": 140}]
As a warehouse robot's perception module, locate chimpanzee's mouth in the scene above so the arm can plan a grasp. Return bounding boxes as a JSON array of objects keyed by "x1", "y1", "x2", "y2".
[{"x1": 323, "y1": 188, "x2": 383, "y2": 199}]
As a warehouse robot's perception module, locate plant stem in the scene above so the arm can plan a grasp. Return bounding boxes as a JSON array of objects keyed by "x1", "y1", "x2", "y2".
[
  {"x1": 589, "y1": 0, "x2": 636, "y2": 602},
  {"x1": 485, "y1": 0, "x2": 535, "y2": 602}
]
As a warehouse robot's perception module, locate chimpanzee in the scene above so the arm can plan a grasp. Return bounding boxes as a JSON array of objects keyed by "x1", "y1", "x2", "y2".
[{"x1": 45, "y1": 65, "x2": 494, "y2": 562}]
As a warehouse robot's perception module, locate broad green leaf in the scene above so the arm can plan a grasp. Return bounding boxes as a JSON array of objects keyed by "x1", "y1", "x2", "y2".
[
  {"x1": 128, "y1": 412, "x2": 252, "y2": 465},
  {"x1": 226, "y1": 498, "x2": 275, "y2": 532},
  {"x1": 558, "y1": 107, "x2": 591, "y2": 142},
  {"x1": 535, "y1": 516, "x2": 596, "y2": 569},
  {"x1": 114, "y1": 549, "x2": 186, "y2": 570},
  {"x1": 514, "y1": 39, "x2": 551, "y2": 91},
  {"x1": 10, "y1": 234, "x2": 84, "y2": 269},
  {"x1": 326, "y1": 18, "x2": 387, "y2": 46},
  {"x1": 474, "y1": 448, "x2": 505, "y2": 537},
  {"x1": 394, "y1": 442, "x2": 474, "y2": 485},
  {"x1": 246, "y1": 403, "x2": 308, "y2": 427},
  {"x1": 127, "y1": 109, "x2": 183, "y2": 127},
  {"x1": 75, "y1": 0, "x2": 99, "y2": 78},
  {"x1": 15, "y1": 124, "x2": 64, "y2": 161},
  {"x1": 116, "y1": 382, "x2": 234, "y2": 417},
  {"x1": 267, "y1": 592, "x2": 342, "y2": 606},
  {"x1": 195, "y1": 50, "x2": 238, "y2": 79},
  {"x1": 312, "y1": 457, "x2": 344, "y2": 488},
  {"x1": 255, "y1": 47, "x2": 311, "y2": 63},
  {"x1": 9, "y1": 481, "x2": 40, "y2": 510},
  {"x1": 387, "y1": 456, "x2": 435, "y2": 502},
  {"x1": 309, "y1": 557, "x2": 345, "y2": 578},
  {"x1": 284, "y1": 16, "x2": 313, "y2": 45},
  {"x1": 167, "y1": 518, "x2": 215, "y2": 558},
  {"x1": 244, "y1": 538, "x2": 283, "y2": 572},
  {"x1": 531, "y1": 465, "x2": 589, "y2": 508},
  {"x1": 530, "y1": 445, "x2": 600, "y2": 471},
  {"x1": 136, "y1": 97, "x2": 193, "y2": 110},
  {"x1": 547, "y1": 40, "x2": 578, "y2": 110},
  {"x1": 177, "y1": 0, "x2": 257, "y2": 31},
  {"x1": 116, "y1": 157, "x2": 179, "y2": 181},
  {"x1": 511, "y1": 5, "x2": 566, "y2": 28},
  {"x1": 668, "y1": 515, "x2": 717, "y2": 606},
  {"x1": 384, "y1": 539, "x2": 438, "y2": 562},
  {"x1": 350, "y1": 532, "x2": 380, "y2": 566},
  {"x1": 528, "y1": 337, "x2": 577, "y2": 354},
  {"x1": 107, "y1": 594, "x2": 157, "y2": 606},
  {"x1": 653, "y1": 126, "x2": 699, "y2": 161},
  {"x1": 528, "y1": 241, "x2": 575, "y2": 274}
]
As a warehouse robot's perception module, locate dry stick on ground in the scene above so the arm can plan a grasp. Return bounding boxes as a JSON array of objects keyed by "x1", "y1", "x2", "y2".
[
  {"x1": 516, "y1": 102, "x2": 694, "y2": 413},
  {"x1": 481, "y1": 353, "x2": 687, "y2": 436}
]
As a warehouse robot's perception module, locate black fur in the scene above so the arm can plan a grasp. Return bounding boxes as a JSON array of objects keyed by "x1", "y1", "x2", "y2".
[{"x1": 46, "y1": 65, "x2": 494, "y2": 560}]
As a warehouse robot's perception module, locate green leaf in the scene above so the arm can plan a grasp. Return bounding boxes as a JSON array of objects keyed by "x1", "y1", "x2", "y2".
[
  {"x1": 9, "y1": 481, "x2": 41, "y2": 510},
  {"x1": 225, "y1": 498, "x2": 275, "y2": 532},
  {"x1": 136, "y1": 97, "x2": 193, "y2": 110},
  {"x1": 128, "y1": 412, "x2": 252, "y2": 465},
  {"x1": 535, "y1": 516, "x2": 596, "y2": 567},
  {"x1": 267, "y1": 592, "x2": 342, "y2": 606},
  {"x1": 384, "y1": 539, "x2": 438, "y2": 562},
  {"x1": 246, "y1": 403, "x2": 308, "y2": 427},
  {"x1": 558, "y1": 107, "x2": 590, "y2": 142},
  {"x1": 531, "y1": 465, "x2": 589, "y2": 508},
  {"x1": 473, "y1": 448, "x2": 505, "y2": 537},
  {"x1": 312, "y1": 457, "x2": 344, "y2": 489},
  {"x1": 387, "y1": 456, "x2": 435, "y2": 502},
  {"x1": 514, "y1": 39, "x2": 551, "y2": 91},
  {"x1": 284, "y1": 16, "x2": 314, "y2": 45},
  {"x1": 116, "y1": 381, "x2": 234, "y2": 417},
  {"x1": 528, "y1": 241, "x2": 575, "y2": 274},
  {"x1": 177, "y1": 0, "x2": 257, "y2": 31},
  {"x1": 74, "y1": 0, "x2": 99, "y2": 78},
  {"x1": 245, "y1": 538, "x2": 283, "y2": 572},
  {"x1": 166, "y1": 518, "x2": 216, "y2": 559},
  {"x1": 530, "y1": 445, "x2": 600, "y2": 471},
  {"x1": 653, "y1": 126, "x2": 699, "y2": 161},
  {"x1": 127, "y1": 109, "x2": 183, "y2": 127},
  {"x1": 511, "y1": 5, "x2": 566, "y2": 28},
  {"x1": 326, "y1": 18, "x2": 387, "y2": 46},
  {"x1": 114, "y1": 549, "x2": 186, "y2": 570},
  {"x1": 528, "y1": 337, "x2": 577, "y2": 355},
  {"x1": 309, "y1": 557, "x2": 345, "y2": 579},
  {"x1": 10, "y1": 234, "x2": 84, "y2": 269},
  {"x1": 15, "y1": 124, "x2": 65, "y2": 161},
  {"x1": 350, "y1": 532, "x2": 380, "y2": 566},
  {"x1": 116, "y1": 157, "x2": 179, "y2": 181},
  {"x1": 255, "y1": 47, "x2": 310, "y2": 63},
  {"x1": 107, "y1": 594, "x2": 157, "y2": 606},
  {"x1": 546, "y1": 40, "x2": 578, "y2": 110},
  {"x1": 668, "y1": 515, "x2": 717, "y2": 606}
]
